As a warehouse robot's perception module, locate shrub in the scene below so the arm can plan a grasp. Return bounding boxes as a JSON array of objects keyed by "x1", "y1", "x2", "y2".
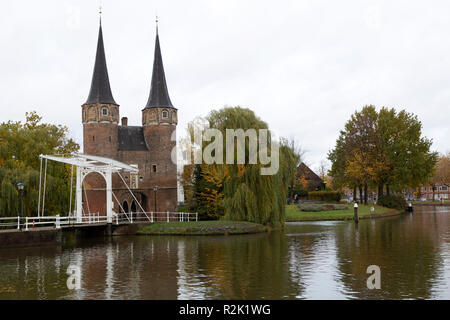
[
  {"x1": 377, "y1": 194, "x2": 407, "y2": 210},
  {"x1": 289, "y1": 188, "x2": 308, "y2": 198},
  {"x1": 308, "y1": 191, "x2": 342, "y2": 202},
  {"x1": 298, "y1": 204, "x2": 324, "y2": 212}
]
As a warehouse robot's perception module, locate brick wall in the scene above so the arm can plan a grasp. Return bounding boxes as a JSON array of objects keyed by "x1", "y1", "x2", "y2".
[{"x1": 81, "y1": 103, "x2": 178, "y2": 216}]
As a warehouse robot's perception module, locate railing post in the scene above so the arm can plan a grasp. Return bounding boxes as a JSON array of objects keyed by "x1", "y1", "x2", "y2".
[
  {"x1": 25, "y1": 217, "x2": 29, "y2": 231},
  {"x1": 131, "y1": 212, "x2": 133, "y2": 224},
  {"x1": 196, "y1": 213, "x2": 198, "y2": 221},
  {"x1": 167, "y1": 211, "x2": 169, "y2": 222},
  {"x1": 17, "y1": 216, "x2": 20, "y2": 230},
  {"x1": 116, "y1": 214, "x2": 119, "y2": 225},
  {"x1": 151, "y1": 212, "x2": 154, "y2": 223},
  {"x1": 55, "y1": 215, "x2": 61, "y2": 229}
]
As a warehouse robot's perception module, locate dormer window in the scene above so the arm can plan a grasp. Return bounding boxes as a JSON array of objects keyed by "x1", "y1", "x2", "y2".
[
  {"x1": 102, "y1": 107, "x2": 108, "y2": 116},
  {"x1": 162, "y1": 110, "x2": 168, "y2": 118}
]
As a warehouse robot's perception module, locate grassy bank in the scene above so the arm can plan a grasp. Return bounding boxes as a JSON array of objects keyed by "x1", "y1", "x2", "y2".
[
  {"x1": 137, "y1": 221, "x2": 267, "y2": 236},
  {"x1": 286, "y1": 204, "x2": 400, "y2": 222}
]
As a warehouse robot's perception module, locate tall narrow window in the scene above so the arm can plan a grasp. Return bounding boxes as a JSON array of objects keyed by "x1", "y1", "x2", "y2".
[
  {"x1": 102, "y1": 107, "x2": 108, "y2": 116},
  {"x1": 162, "y1": 110, "x2": 168, "y2": 118},
  {"x1": 130, "y1": 165, "x2": 138, "y2": 189},
  {"x1": 152, "y1": 165, "x2": 157, "y2": 173}
]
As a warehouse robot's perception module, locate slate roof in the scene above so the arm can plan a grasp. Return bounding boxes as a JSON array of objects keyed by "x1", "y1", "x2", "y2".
[
  {"x1": 144, "y1": 30, "x2": 174, "y2": 109},
  {"x1": 297, "y1": 163, "x2": 323, "y2": 183},
  {"x1": 117, "y1": 126, "x2": 148, "y2": 151},
  {"x1": 85, "y1": 21, "x2": 118, "y2": 106}
]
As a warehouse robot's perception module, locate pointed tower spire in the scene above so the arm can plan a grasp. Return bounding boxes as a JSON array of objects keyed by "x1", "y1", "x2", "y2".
[
  {"x1": 144, "y1": 20, "x2": 174, "y2": 109},
  {"x1": 85, "y1": 16, "x2": 118, "y2": 105}
]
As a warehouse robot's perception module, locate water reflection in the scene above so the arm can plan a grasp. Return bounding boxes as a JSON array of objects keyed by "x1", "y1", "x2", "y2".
[{"x1": 0, "y1": 207, "x2": 449, "y2": 299}]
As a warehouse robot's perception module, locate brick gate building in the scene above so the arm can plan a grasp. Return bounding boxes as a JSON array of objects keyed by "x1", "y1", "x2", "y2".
[{"x1": 81, "y1": 19, "x2": 178, "y2": 217}]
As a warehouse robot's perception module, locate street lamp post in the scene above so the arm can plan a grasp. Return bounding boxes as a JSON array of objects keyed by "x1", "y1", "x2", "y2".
[
  {"x1": 17, "y1": 182, "x2": 24, "y2": 230},
  {"x1": 153, "y1": 185, "x2": 159, "y2": 213}
]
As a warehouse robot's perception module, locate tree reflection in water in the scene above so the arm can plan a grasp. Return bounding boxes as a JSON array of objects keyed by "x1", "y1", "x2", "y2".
[{"x1": 0, "y1": 206, "x2": 449, "y2": 299}]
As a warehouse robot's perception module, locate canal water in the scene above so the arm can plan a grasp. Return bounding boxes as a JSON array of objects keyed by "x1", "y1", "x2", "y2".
[{"x1": 0, "y1": 206, "x2": 449, "y2": 299}]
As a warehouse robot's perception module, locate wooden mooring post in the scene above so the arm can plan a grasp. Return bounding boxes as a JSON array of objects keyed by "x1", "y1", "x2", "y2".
[{"x1": 354, "y1": 203, "x2": 359, "y2": 223}]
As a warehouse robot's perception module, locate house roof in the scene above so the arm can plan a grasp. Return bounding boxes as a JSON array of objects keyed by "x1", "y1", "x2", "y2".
[
  {"x1": 118, "y1": 126, "x2": 148, "y2": 151},
  {"x1": 297, "y1": 163, "x2": 323, "y2": 183}
]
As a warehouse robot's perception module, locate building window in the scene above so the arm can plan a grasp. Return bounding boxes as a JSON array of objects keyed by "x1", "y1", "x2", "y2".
[
  {"x1": 162, "y1": 110, "x2": 168, "y2": 118},
  {"x1": 440, "y1": 186, "x2": 448, "y2": 191},
  {"x1": 93, "y1": 136, "x2": 95, "y2": 141},
  {"x1": 102, "y1": 107, "x2": 108, "y2": 116},
  {"x1": 152, "y1": 165, "x2": 157, "y2": 173},
  {"x1": 130, "y1": 164, "x2": 138, "y2": 189}
]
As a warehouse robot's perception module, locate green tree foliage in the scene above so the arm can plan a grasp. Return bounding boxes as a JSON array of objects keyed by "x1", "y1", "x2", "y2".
[
  {"x1": 0, "y1": 112, "x2": 79, "y2": 217},
  {"x1": 328, "y1": 105, "x2": 438, "y2": 199}
]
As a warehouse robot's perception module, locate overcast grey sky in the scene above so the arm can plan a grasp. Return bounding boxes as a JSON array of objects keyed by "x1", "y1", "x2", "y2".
[{"x1": 1, "y1": 0, "x2": 449, "y2": 172}]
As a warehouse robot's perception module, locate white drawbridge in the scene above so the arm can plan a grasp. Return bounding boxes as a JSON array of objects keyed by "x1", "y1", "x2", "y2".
[
  {"x1": 39, "y1": 153, "x2": 139, "y2": 224},
  {"x1": 0, "y1": 153, "x2": 198, "y2": 231}
]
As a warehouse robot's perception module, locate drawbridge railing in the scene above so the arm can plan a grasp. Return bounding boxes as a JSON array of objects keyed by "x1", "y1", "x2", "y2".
[
  {"x1": 0, "y1": 212, "x2": 198, "y2": 231},
  {"x1": 113, "y1": 212, "x2": 198, "y2": 224}
]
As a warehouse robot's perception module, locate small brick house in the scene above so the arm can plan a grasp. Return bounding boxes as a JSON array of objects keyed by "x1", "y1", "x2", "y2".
[
  {"x1": 296, "y1": 163, "x2": 324, "y2": 191},
  {"x1": 81, "y1": 20, "x2": 177, "y2": 216}
]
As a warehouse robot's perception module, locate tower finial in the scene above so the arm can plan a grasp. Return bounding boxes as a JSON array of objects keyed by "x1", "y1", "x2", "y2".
[
  {"x1": 99, "y1": 4, "x2": 102, "y2": 24},
  {"x1": 155, "y1": 15, "x2": 159, "y2": 35}
]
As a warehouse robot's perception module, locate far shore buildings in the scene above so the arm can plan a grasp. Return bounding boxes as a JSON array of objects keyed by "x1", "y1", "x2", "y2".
[
  {"x1": 418, "y1": 184, "x2": 449, "y2": 201},
  {"x1": 81, "y1": 19, "x2": 178, "y2": 216}
]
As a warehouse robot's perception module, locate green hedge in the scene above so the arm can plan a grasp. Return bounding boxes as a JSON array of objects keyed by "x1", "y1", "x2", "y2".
[
  {"x1": 308, "y1": 191, "x2": 342, "y2": 202},
  {"x1": 289, "y1": 188, "x2": 308, "y2": 198},
  {"x1": 377, "y1": 194, "x2": 407, "y2": 210},
  {"x1": 298, "y1": 203, "x2": 348, "y2": 212}
]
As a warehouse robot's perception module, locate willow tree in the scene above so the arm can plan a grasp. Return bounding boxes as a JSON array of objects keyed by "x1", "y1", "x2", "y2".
[
  {"x1": 0, "y1": 112, "x2": 79, "y2": 217},
  {"x1": 186, "y1": 107, "x2": 297, "y2": 226}
]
